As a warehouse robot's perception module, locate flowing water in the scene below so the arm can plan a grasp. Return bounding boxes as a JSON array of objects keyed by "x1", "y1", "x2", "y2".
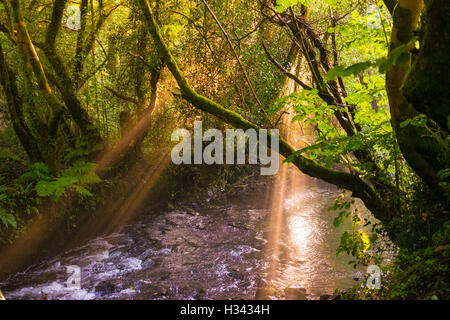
[{"x1": 0, "y1": 165, "x2": 374, "y2": 300}]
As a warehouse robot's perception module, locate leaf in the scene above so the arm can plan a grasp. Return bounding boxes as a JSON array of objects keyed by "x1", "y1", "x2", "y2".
[
  {"x1": 0, "y1": 207, "x2": 16, "y2": 229},
  {"x1": 70, "y1": 185, "x2": 93, "y2": 197},
  {"x1": 35, "y1": 180, "x2": 57, "y2": 197},
  {"x1": 326, "y1": 65, "x2": 345, "y2": 81},
  {"x1": 377, "y1": 44, "x2": 409, "y2": 73},
  {"x1": 326, "y1": 62, "x2": 373, "y2": 81},
  {"x1": 35, "y1": 177, "x2": 77, "y2": 199},
  {"x1": 274, "y1": 0, "x2": 308, "y2": 13},
  {"x1": 342, "y1": 61, "x2": 374, "y2": 77}
]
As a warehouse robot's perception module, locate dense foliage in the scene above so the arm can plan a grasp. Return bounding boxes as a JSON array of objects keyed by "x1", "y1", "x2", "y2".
[{"x1": 0, "y1": 0, "x2": 448, "y2": 299}]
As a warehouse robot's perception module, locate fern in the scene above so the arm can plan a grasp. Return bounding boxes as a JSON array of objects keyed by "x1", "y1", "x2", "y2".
[
  {"x1": 23, "y1": 161, "x2": 101, "y2": 201},
  {"x1": 61, "y1": 161, "x2": 101, "y2": 185},
  {"x1": 0, "y1": 207, "x2": 16, "y2": 229},
  {"x1": 21, "y1": 162, "x2": 50, "y2": 181},
  {"x1": 35, "y1": 176, "x2": 78, "y2": 199}
]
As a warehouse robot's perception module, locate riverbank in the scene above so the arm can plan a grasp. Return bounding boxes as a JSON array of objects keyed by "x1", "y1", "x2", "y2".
[{"x1": 0, "y1": 153, "x2": 258, "y2": 280}]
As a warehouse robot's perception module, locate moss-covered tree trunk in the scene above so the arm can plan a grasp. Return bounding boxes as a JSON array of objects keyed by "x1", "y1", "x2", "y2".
[
  {"x1": 403, "y1": 0, "x2": 450, "y2": 133},
  {"x1": 386, "y1": 0, "x2": 449, "y2": 196},
  {"x1": 0, "y1": 44, "x2": 42, "y2": 162}
]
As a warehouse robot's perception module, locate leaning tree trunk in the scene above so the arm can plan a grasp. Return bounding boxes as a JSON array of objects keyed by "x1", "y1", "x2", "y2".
[{"x1": 137, "y1": 0, "x2": 389, "y2": 223}]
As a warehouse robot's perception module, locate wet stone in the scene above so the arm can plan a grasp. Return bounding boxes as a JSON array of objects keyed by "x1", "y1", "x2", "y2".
[
  {"x1": 139, "y1": 285, "x2": 169, "y2": 299},
  {"x1": 95, "y1": 280, "x2": 122, "y2": 296},
  {"x1": 255, "y1": 286, "x2": 279, "y2": 300},
  {"x1": 284, "y1": 285, "x2": 307, "y2": 300},
  {"x1": 142, "y1": 259, "x2": 155, "y2": 269},
  {"x1": 227, "y1": 272, "x2": 243, "y2": 280}
]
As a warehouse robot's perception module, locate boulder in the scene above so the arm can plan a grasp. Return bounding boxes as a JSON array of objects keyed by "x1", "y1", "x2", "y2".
[
  {"x1": 255, "y1": 286, "x2": 278, "y2": 300},
  {"x1": 284, "y1": 285, "x2": 307, "y2": 300}
]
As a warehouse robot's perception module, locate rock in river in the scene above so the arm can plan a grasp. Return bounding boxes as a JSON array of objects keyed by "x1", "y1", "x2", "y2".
[{"x1": 284, "y1": 285, "x2": 307, "y2": 300}]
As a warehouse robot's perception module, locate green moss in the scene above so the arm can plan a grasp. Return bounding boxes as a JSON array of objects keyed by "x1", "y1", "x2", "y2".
[{"x1": 403, "y1": 0, "x2": 450, "y2": 132}]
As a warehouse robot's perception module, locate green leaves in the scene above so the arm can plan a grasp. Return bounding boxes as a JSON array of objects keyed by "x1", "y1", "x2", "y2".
[
  {"x1": 0, "y1": 207, "x2": 16, "y2": 229},
  {"x1": 336, "y1": 230, "x2": 370, "y2": 258},
  {"x1": 326, "y1": 45, "x2": 410, "y2": 81},
  {"x1": 399, "y1": 114, "x2": 428, "y2": 128},
  {"x1": 329, "y1": 194, "x2": 355, "y2": 227},
  {"x1": 274, "y1": 0, "x2": 308, "y2": 13},
  {"x1": 0, "y1": 159, "x2": 100, "y2": 235},
  {"x1": 22, "y1": 161, "x2": 100, "y2": 201},
  {"x1": 377, "y1": 45, "x2": 410, "y2": 73},
  {"x1": 35, "y1": 176, "x2": 78, "y2": 198},
  {"x1": 326, "y1": 62, "x2": 373, "y2": 81}
]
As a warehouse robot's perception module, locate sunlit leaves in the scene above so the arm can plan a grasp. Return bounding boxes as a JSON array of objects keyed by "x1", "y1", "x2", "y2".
[
  {"x1": 336, "y1": 230, "x2": 370, "y2": 258},
  {"x1": 275, "y1": 0, "x2": 308, "y2": 13},
  {"x1": 326, "y1": 45, "x2": 410, "y2": 81},
  {"x1": 326, "y1": 62, "x2": 373, "y2": 81}
]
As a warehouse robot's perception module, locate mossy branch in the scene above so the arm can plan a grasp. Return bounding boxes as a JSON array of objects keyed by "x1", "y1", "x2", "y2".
[{"x1": 138, "y1": 0, "x2": 388, "y2": 221}]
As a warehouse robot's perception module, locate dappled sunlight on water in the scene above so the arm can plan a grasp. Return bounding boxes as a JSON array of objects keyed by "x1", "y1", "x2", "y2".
[{"x1": 260, "y1": 164, "x2": 365, "y2": 299}]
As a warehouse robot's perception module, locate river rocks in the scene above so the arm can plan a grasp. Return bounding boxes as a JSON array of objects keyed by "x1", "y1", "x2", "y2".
[
  {"x1": 227, "y1": 271, "x2": 244, "y2": 280},
  {"x1": 320, "y1": 294, "x2": 341, "y2": 300},
  {"x1": 95, "y1": 280, "x2": 122, "y2": 296},
  {"x1": 3, "y1": 173, "x2": 272, "y2": 300},
  {"x1": 138, "y1": 248, "x2": 171, "y2": 260},
  {"x1": 284, "y1": 285, "x2": 307, "y2": 300},
  {"x1": 184, "y1": 207, "x2": 199, "y2": 216},
  {"x1": 142, "y1": 259, "x2": 155, "y2": 269},
  {"x1": 139, "y1": 284, "x2": 169, "y2": 299},
  {"x1": 255, "y1": 286, "x2": 279, "y2": 300},
  {"x1": 194, "y1": 222, "x2": 207, "y2": 230}
]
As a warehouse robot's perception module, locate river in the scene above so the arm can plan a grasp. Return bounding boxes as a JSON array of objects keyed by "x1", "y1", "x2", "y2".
[{"x1": 0, "y1": 163, "x2": 373, "y2": 300}]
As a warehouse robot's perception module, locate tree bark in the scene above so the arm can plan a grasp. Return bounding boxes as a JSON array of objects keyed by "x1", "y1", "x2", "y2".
[
  {"x1": 386, "y1": 0, "x2": 449, "y2": 194},
  {"x1": 0, "y1": 44, "x2": 42, "y2": 162},
  {"x1": 403, "y1": 0, "x2": 450, "y2": 133}
]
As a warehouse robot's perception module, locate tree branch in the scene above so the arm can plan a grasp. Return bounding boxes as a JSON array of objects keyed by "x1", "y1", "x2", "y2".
[
  {"x1": 105, "y1": 86, "x2": 138, "y2": 105},
  {"x1": 261, "y1": 42, "x2": 312, "y2": 90},
  {"x1": 138, "y1": 0, "x2": 388, "y2": 221}
]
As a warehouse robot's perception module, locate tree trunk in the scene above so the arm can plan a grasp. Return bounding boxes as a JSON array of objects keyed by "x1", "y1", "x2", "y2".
[
  {"x1": 0, "y1": 44, "x2": 42, "y2": 162},
  {"x1": 385, "y1": 0, "x2": 449, "y2": 195},
  {"x1": 403, "y1": 0, "x2": 450, "y2": 133}
]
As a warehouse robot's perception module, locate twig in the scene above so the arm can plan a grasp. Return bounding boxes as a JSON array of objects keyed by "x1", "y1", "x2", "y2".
[
  {"x1": 105, "y1": 86, "x2": 138, "y2": 105},
  {"x1": 261, "y1": 42, "x2": 312, "y2": 91},
  {"x1": 201, "y1": 0, "x2": 272, "y2": 126}
]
